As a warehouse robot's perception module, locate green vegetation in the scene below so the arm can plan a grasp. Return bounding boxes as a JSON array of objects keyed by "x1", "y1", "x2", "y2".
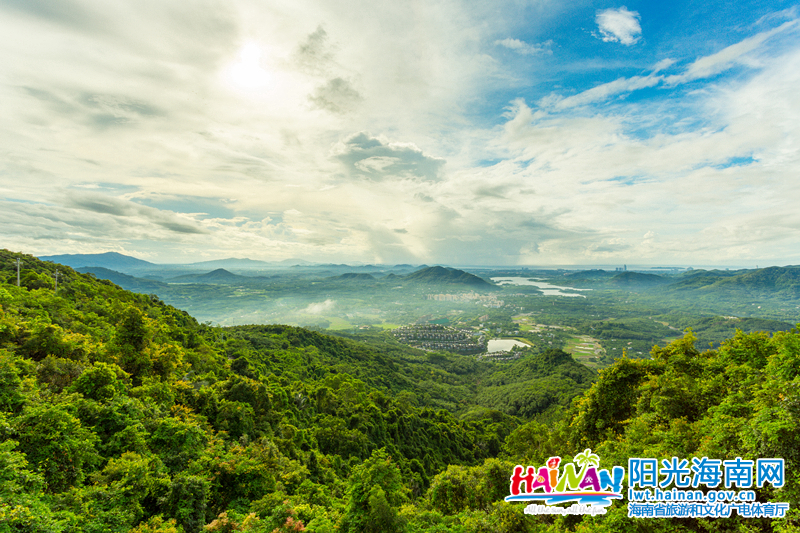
[
  {"x1": 0, "y1": 251, "x2": 585, "y2": 532},
  {"x1": 3, "y1": 250, "x2": 799, "y2": 532}
]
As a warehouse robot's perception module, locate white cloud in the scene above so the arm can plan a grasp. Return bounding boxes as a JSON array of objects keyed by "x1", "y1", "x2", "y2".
[
  {"x1": 1, "y1": 1, "x2": 800, "y2": 266},
  {"x1": 547, "y1": 73, "x2": 662, "y2": 109},
  {"x1": 489, "y1": 39, "x2": 800, "y2": 265},
  {"x1": 63, "y1": 192, "x2": 209, "y2": 234},
  {"x1": 331, "y1": 132, "x2": 445, "y2": 181},
  {"x1": 665, "y1": 19, "x2": 799, "y2": 85},
  {"x1": 595, "y1": 7, "x2": 642, "y2": 46},
  {"x1": 539, "y1": 18, "x2": 798, "y2": 111},
  {"x1": 494, "y1": 38, "x2": 552, "y2": 56}
]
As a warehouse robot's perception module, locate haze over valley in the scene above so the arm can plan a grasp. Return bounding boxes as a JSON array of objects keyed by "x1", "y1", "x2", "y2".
[{"x1": 36, "y1": 251, "x2": 800, "y2": 371}]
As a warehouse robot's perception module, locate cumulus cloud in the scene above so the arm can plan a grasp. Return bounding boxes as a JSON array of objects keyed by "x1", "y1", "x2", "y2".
[
  {"x1": 3, "y1": 0, "x2": 800, "y2": 266},
  {"x1": 494, "y1": 38, "x2": 552, "y2": 56},
  {"x1": 491, "y1": 38, "x2": 800, "y2": 265},
  {"x1": 309, "y1": 77, "x2": 362, "y2": 113},
  {"x1": 331, "y1": 132, "x2": 445, "y2": 181},
  {"x1": 595, "y1": 7, "x2": 642, "y2": 45}
]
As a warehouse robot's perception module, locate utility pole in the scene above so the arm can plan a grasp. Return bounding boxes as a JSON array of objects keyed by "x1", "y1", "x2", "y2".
[
  {"x1": 15, "y1": 258, "x2": 21, "y2": 287},
  {"x1": 54, "y1": 270, "x2": 59, "y2": 294}
]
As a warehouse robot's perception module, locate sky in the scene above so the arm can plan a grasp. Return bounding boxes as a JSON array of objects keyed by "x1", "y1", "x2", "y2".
[{"x1": 1, "y1": 0, "x2": 800, "y2": 267}]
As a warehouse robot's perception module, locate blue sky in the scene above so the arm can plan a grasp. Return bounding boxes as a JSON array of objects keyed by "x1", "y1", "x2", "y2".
[{"x1": 1, "y1": 0, "x2": 799, "y2": 266}]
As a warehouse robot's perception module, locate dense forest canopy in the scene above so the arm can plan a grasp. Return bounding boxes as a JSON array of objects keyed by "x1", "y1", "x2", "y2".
[{"x1": 0, "y1": 250, "x2": 798, "y2": 532}]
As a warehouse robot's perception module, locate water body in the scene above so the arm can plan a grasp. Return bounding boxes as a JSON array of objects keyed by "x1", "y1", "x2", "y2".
[
  {"x1": 490, "y1": 277, "x2": 591, "y2": 297},
  {"x1": 487, "y1": 339, "x2": 529, "y2": 352}
]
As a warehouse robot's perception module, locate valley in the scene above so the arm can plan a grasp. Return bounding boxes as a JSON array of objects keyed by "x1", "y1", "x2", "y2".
[{"x1": 46, "y1": 253, "x2": 800, "y2": 369}]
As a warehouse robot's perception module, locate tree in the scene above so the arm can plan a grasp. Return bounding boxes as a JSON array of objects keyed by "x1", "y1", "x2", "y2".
[
  {"x1": 115, "y1": 306, "x2": 153, "y2": 380},
  {"x1": 340, "y1": 448, "x2": 405, "y2": 533},
  {"x1": 161, "y1": 474, "x2": 208, "y2": 533},
  {"x1": 14, "y1": 402, "x2": 100, "y2": 493},
  {"x1": 71, "y1": 362, "x2": 127, "y2": 401},
  {"x1": 0, "y1": 349, "x2": 26, "y2": 413}
]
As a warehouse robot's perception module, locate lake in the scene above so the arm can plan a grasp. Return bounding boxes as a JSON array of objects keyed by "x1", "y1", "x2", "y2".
[{"x1": 490, "y1": 277, "x2": 591, "y2": 297}]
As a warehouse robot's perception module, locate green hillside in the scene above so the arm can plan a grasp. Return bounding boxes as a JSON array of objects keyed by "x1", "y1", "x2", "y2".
[
  {"x1": 608, "y1": 271, "x2": 670, "y2": 287},
  {"x1": 331, "y1": 273, "x2": 376, "y2": 281},
  {"x1": 404, "y1": 266, "x2": 492, "y2": 287},
  {"x1": 2, "y1": 249, "x2": 798, "y2": 532},
  {"x1": 664, "y1": 266, "x2": 800, "y2": 297},
  {"x1": 76, "y1": 267, "x2": 168, "y2": 293}
]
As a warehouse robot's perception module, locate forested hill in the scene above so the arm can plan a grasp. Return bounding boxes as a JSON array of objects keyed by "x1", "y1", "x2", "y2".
[
  {"x1": 76, "y1": 266, "x2": 167, "y2": 293},
  {"x1": 2, "y1": 249, "x2": 799, "y2": 532},
  {"x1": 667, "y1": 265, "x2": 800, "y2": 296},
  {"x1": 0, "y1": 250, "x2": 587, "y2": 532},
  {"x1": 404, "y1": 266, "x2": 492, "y2": 287}
]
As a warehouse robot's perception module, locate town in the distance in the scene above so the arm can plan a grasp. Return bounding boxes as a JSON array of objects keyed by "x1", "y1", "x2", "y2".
[{"x1": 36, "y1": 251, "x2": 800, "y2": 370}]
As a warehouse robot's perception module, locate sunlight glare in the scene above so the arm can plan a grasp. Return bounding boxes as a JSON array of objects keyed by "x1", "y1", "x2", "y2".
[{"x1": 230, "y1": 43, "x2": 269, "y2": 89}]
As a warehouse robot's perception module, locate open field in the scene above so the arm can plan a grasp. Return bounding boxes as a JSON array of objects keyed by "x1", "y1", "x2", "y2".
[{"x1": 564, "y1": 335, "x2": 604, "y2": 369}]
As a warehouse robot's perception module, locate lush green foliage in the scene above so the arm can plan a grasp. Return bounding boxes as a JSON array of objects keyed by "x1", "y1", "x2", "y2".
[{"x1": 2, "y1": 250, "x2": 799, "y2": 532}]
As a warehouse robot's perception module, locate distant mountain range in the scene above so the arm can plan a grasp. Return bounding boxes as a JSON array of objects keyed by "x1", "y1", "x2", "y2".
[
  {"x1": 76, "y1": 267, "x2": 166, "y2": 292},
  {"x1": 187, "y1": 258, "x2": 275, "y2": 269},
  {"x1": 325, "y1": 267, "x2": 491, "y2": 286},
  {"x1": 42, "y1": 252, "x2": 155, "y2": 270},
  {"x1": 557, "y1": 265, "x2": 800, "y2": 302},
  {"x1": 42, "y1": 252, "x2": 800, "y2": 298},
  {"x1": 72, "y1": 263, "x2": 492, "y2": 294},
  {"x1": 37, "y1": 252, "x2": 425, "y2": 274},
  {"x1": 663, "y1": 266, "x2": 800, "y2": 298}
]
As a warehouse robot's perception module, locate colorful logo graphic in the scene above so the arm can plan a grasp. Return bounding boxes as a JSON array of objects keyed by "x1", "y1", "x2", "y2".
[
  {"x1": 505, "y1": 451, "x2": 790, "y2": 518},
  {"x1": 506, "y1": 449, "x2": 623, "y2": 514}
]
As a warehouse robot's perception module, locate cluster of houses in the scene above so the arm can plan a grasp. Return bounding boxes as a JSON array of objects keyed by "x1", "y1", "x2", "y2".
[{"x1": 392, "y1": 324, "x2": 486, "y2": 354}]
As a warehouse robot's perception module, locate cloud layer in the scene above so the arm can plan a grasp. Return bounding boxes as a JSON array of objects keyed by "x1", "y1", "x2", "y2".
[{"x1": 1, "y1": 0, "x2": 799, "y2": 266}]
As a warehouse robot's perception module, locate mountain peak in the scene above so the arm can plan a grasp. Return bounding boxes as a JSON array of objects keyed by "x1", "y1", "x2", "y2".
[{"x1": 404, "y1": 266, "x2": 490, "y2": 286}]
